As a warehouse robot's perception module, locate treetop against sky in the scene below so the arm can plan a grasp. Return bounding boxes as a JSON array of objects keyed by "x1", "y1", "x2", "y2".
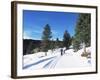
[{"x1": 23, "y1": 10, "x2": 79, "y2": 40}]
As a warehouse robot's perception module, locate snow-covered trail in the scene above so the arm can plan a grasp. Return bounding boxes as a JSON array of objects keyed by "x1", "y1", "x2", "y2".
[
  {"x1": 55, "y1": 53, "x2": 91, "y2": 68},
  {"x1": 55, "y1": 49, "x2": 91, "y2": 68},
  {"x1": 23, "y1": 49, "x2": 61, "y2": 70},
  {"x1": 23, "y1": 47, "x2": 91, "y2": 70}
]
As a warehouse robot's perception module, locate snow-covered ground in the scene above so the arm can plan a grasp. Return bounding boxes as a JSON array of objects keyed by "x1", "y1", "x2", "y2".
[{"x1": 23, "y1": 47, "x2": 91, "y2": 70}]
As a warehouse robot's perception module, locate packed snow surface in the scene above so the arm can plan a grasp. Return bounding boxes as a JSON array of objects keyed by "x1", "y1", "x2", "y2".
[{"x1": 23, "y1": 47, "x2": 91, "y2": 70}]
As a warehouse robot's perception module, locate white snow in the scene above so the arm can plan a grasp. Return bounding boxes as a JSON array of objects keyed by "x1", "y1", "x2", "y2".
[{"x1": 23, "y1": 47, "x2": 91, "y2": 70}]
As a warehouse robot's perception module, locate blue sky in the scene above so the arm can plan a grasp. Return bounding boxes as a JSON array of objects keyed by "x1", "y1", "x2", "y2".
[{"x1": 23, "y1": 10, "x2": 79, "y2": 40}]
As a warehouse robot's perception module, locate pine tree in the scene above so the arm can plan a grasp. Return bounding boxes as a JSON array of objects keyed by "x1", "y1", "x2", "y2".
[
  {"x1": 73, "y1": 13, "x2": 91, "y2": 51},
  {"x1": 41, "y1": 24, "x2": 52, "y2": 56},
  {"x1": 63, "y1": 30, "x2": 71, "y2": 49}
]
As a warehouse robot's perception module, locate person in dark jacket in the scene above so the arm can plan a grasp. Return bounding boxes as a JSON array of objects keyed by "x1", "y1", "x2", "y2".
[{"x1": 61, "y1": 48, "x2": 63, "y2": 56}]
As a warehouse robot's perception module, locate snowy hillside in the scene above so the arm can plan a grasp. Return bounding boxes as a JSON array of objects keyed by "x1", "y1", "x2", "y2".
[{"x1": 23, "y1": 47, "x2": 91, "y2": 70}]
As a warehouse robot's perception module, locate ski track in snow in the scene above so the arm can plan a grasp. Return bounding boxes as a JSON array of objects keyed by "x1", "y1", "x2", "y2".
[
  {"x1": 23, "y1": 56, "x2": 56, "y2": 69},
  {"x1": 43, "y1": 60, "x2": 54, "y2": 68}
]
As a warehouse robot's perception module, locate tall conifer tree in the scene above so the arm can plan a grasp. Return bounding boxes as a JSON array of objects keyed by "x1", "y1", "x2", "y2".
[{"x1": 41, "y1": 24, "x2": 52, "y2": 56}]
